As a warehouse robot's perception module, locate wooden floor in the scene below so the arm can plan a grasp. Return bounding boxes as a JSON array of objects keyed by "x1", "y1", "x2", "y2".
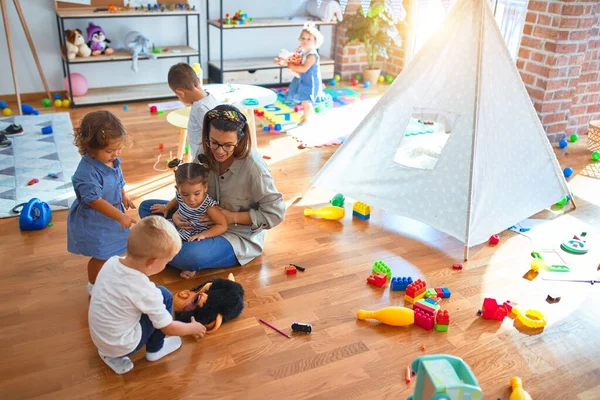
[{"x1": 1, "y1": 88, "x2": 599, "y2": 400}]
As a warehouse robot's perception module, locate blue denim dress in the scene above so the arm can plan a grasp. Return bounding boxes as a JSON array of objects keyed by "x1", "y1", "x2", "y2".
[
  {"x1": 285, "y1": 49, "x2": 326, "y2": 105},
  {"x1": 67, "y1": 154, "x2": 128, "y2": 260}
]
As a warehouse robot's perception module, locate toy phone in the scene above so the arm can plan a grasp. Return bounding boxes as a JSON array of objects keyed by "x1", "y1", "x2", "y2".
[{"x1": 12, "y1": 198, "x2": 52, "y2": 231}]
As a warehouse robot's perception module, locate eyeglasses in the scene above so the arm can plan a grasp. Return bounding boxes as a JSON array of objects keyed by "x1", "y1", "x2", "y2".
[{"x1": 206, "y1": 139, "x2": 237, "y2": 152}]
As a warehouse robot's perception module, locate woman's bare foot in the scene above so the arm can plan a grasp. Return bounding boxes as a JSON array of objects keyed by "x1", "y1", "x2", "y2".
[{"x1": 180, "y1": 270, "x2": 196, "y2": 279}]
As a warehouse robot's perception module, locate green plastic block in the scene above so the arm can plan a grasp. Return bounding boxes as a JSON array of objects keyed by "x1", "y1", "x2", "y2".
[
  {"x1": 425, "y1": 288, "x2": 437, "y2": 298},
  {"x1": 372, "y1": 260, "x2": 391, "y2": 280},
  {"x1": 435, "y1": 324, "x2": 448, "y2": 332}
]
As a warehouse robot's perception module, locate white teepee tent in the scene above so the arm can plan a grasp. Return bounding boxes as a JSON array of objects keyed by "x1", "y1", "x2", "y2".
[{"x1": 311, "y1": 0, "x2": 571, "y2": 259}]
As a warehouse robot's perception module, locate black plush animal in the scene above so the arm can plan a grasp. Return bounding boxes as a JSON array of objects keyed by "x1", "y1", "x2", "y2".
[{"x1": 174, "y1": 273, "x2": 244, "y2": 333}]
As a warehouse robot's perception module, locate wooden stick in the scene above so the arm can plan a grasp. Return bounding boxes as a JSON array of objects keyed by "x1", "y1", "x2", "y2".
[
  {"x1": 258, "y1": 318, "x2": 290, "y2": 339},
  {"x1": 1, "y1": 0, "x2": 22, "y2": 115},
  {"x1": 12, "y1": 0, "x2": 52, "y2": 101}
]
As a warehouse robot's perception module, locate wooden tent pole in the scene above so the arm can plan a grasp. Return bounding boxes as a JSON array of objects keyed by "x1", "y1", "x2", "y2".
[
  {"x1": 12, "y1": 0, "x2": 52, "y2": 100},
  {"x1": 1, "y1": 0, "x2": 22, "y2": 115}
]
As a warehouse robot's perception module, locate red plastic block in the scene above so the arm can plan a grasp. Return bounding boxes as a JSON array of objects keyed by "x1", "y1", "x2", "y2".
[
  {"x1": 414, "y1": 301, "x2": 437, "y2": 315},
  {"x1": 285, "y1": 265, "x2": 297, "y2": 275},
  {"x1": 452, "y1": 263, "x2": 463, "y2": 270},
  {"x1": 406, "y1": 279, "x2": 426, "y2": 298},
  {"x1": 414, "y1": 308, "x2": 435, "y2": 331},
  {"x1": 435, "y1": 288, "x2": 443, "y2": 298},
  {"x1": 481, "y1": 298, "x2": 508, "y2": 321},
  {"x1": 436, "y1": 310, "x2": 450, "y2": 325},
  {"x1": 367, "y1": 273, "x2": 387, "y2": 288}
]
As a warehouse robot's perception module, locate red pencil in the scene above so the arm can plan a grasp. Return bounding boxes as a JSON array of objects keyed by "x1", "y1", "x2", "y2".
[{"x1": 258, "y1": 318, "x2": 291, "y2": 339}]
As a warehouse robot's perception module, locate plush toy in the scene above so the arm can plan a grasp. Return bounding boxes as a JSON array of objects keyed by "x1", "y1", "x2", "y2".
[
  {"x1": 86, "y1": 22, "x2": 113, "y2": 56},
  {"x1": 306, "y1": 0, "x2": 344, "y2": 22},
  {"x1": 124, "y1": 30, "x2": 157, "y2": 72},
  {"x1": 174, "y1": 273, "x2": 244, "y2": 333},
  {"x1": 276, "y1": 46, "x2": 304, "y2": 78},
  {"x1": 64, "y1": 29, "x2": 91, "y2": 60}
]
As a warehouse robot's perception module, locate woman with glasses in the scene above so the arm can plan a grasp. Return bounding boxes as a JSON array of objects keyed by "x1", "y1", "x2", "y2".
[{"x1": 138, "y1": 104, "x2": 286, "y2": 274}]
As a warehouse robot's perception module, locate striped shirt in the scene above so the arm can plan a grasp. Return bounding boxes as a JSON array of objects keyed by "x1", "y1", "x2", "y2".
[{"x1": 174, "y1": 192, "x2": 217, "y2": 242}]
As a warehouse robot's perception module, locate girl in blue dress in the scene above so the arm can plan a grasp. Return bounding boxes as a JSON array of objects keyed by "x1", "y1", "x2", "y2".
[
  {"x1": 278, "y1": 22, "x2": 326, "y2": 124},
  {"x1": 67, "y1": 111, "x2": 136, "y2": 295}
]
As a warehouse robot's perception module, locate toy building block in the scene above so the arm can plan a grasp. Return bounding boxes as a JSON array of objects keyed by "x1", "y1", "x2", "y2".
[
  {"x1": 405, "y1": 279, "x2": 426, "y2": 303},
  {"x1": 414, "y1": 299, "x2": 440, "y2": 314},
  {"x1": 424, "y1": 298, "x2": 438, "y2": 306},
  {"x1": 414, "y1": 308, "x2": 435, "y2": 331},
  {"x1": 352, "y1": 202, "x2": 371, "y2": 220},
  {"x1": 435, "y1": 288, "x2": 443, "y2": 298},
  {"x1": 441, "y1": 288, "x2": 451, "y2": 299},
  {"x1": 392, "y1": 277, "x2": 413, "y2": 291},
  {"x1": 285, "y1": 265, "x2": 297, "y2": 275},
  {"x1": 372, "y1": 260, "x2": 392, "y2": 280},
  {"x1": 481, "y1": 298, "x2": 508, "y2": 321},
  {"x1": 435, "y1": 310, "x2": 450, "y2": 332},
  {"x1": 367, "y1": 273, "x2": 387, "y2": 288},
  {"x1": 424, "y1": 288, "x2": 436, "y2": 298}
]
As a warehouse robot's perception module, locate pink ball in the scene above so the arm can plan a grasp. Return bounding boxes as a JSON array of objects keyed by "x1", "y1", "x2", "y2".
[{"x1": 64, "y1": 73, "x2": 88, "y2": 97}]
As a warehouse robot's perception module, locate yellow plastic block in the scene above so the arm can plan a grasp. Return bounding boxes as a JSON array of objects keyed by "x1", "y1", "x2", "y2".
[
  {"x1": 353, "y1": 202, "x2": 371, "y2": 215},
  {"x1": 404, "y1": 292, "x2": 425, "y2": 304}
]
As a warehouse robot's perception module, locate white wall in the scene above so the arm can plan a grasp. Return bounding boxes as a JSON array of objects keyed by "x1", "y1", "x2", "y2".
[{"x1": 0, "y1": 0, "x2": 336, "y2": 95}]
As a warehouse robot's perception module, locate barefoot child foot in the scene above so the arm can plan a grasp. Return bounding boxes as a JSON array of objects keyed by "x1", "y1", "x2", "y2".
[
  {"x1": 146, "y1": 336, "x2": 183, "y2": 362},
  {"x1": 180, "y1": 270, "x2": 197, "y2": 279}
]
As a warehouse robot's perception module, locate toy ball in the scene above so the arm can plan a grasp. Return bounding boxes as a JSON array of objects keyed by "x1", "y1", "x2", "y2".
[
  {"x1": 274, "y1": 123, "x2": 282, "y2": 131},
  {"x1": 149, "y1": 105, "x2": 158, "y2": 113},
  {"x1": 259, "y1": 121, "x2": 265, "y2": 127},
  {"x1": 53, "y1": 93, "x2": 62, "y2": 100},
  {"x1": 592, "y1": 151, "x2": 600, "y2": 161},
  {"x1": 355, "y1": 73, "x2": 362, "y2": 81},
  {"x1": 54, "y1": 99, "x2": 63, "y2": 108},
  {"x1": 0, "y1": 100, "x2": 6, "y2": 109},
  {"x1": 263, "y1": 126, "x2": 271, "y2": 132},
  {"x1": 2, "y1": 108, "x2": 12, "y2": 116},
  {"x1": 334, "y1": 74, "x2": 341, "y2": 82},
  {"x1": 563, "y1": 166, "x2": 574, "y2": 178},
  {"x1": 123, "y1": 105, "x2": 129, "y2": 111},
  {"x1": 329, "y1": 78, "x2": 337, "y2": 86},
  {"x1": 351, "y1": 79, "x2": 359, "y2": 86},
  {"x1": 489, "y1": 234, "x2": 500, "y2": 245},
  {"x1": 558, "y1": 139, "x2": 568, "y2": 148},
  {"x1": 42, "y1": 98, "x2": 51, "y2": 107},
  {"x1": 363, "y1": 81, "x2": 371, "y2": 88},
  {"x1": 569, "y1": 133, "x2": 579, "y2": 142},
  {"x1": 556, "y1": 196, "x2": 568, "y2": 206},
  {"x1": 64, "y1": 73, "x2": 88, "y2": 97},
  {"x1": 62, "y1": 99, "x2": 71, "y2": 108},
  {"x1": 378, "y1": 75, "x2": 384, "y2": 83},
  {"x1": 315, "y1": 106, "x2": 321, "y2": 113},
  {"x1": 385, "y1": 75, "x2": 394, "y2": 83}
]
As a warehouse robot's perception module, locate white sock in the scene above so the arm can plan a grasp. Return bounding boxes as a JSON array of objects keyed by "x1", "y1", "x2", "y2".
[
  {"x1": 146, "y1": 336, "x2": 182, "y2": 362},
  {"x1": 87, "y1": 282, "x2": 94, "y2": 296},
  {"x1": 99, "y1": 351, "x2": 134, "y2": 375}
]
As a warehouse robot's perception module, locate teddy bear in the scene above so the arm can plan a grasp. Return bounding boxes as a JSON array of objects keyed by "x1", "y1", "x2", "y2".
[
  {"x1": 276, "y1": 46, "x2": 304, "y2": 78},
  {"x1": 174, "y1": 273, "x2": 244, "y2": 333},
  {"x1": 86, "y1": 22, "x2": 113, "y2": 56},
  {"x1": 64, "y1": 29, "x2": 91, "y2": 60},
  {"x1": 124, "y1": 31, "x2": 157, "y2": 72}
]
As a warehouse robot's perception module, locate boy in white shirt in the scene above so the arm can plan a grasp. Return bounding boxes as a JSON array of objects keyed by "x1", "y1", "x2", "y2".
[
  {"x1": 88, "y1": 216, "x2": 207, "y2": 375},
  {"x1": 168, "y1": 63, "x2": 220, "y2": 157}
]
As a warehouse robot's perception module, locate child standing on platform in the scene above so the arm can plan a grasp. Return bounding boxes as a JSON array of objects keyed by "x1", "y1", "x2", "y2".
[
  {"x1": 276, "y1": 22, "x2": 326, "y2": 124},
  {"x1": 67, "y1": 111, "x2": 136, "y2": 295}
]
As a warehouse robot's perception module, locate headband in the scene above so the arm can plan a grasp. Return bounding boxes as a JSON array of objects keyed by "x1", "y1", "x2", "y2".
[
  {"x1": 302, "y1": 22, "x2": 324, "y2": 49},
  {"x1": 206, "y1": 109, "x2": 247, "y2": 133}
]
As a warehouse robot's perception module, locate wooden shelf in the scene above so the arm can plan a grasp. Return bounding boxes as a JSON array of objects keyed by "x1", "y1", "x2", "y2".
[
  {"x1": 207, "y1": 17, "x2": 337, "y2": 29},
  {"x1": 56, "y1": 8, "x2": 200, "y2": 18},
  {"x1": 208, "y1": 56, "x2": 335, "y2": 72},
  {"x1": 72, "y1": 83, "x2": 175, "y2": 106},
  {"x1": 65, "y1": 45, "x2": 198, "y2": 64}
]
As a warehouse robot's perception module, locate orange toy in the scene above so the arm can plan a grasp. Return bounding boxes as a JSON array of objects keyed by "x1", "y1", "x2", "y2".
[{"x1": 356, "y1": 306, "x2": 415, "y2": 326}]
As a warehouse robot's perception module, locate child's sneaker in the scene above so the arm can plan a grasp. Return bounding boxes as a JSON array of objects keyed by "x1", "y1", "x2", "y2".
[
  {"x1": 1, "y1": 124, "x2": 24, "y2": 136},
  {"x1": 99, "y1": 350, "x2": 134, "y2": 375},
  {"x1": 0, "y1": 134, "x2": 11, "y2": 148}
]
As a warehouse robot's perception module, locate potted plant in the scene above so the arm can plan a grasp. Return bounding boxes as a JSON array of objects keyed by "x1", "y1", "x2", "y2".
[{"x1": 344, "y1": 0, "x2": 405, "y2": 84}]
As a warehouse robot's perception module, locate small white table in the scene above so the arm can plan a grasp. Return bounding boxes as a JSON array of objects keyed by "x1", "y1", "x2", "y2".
[{"x1": 167, "y1": 83, "x2": 277, "y2": 160}]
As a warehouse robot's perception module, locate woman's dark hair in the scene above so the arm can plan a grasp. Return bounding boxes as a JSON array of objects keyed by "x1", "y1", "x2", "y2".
[
  {"x1": 201, "y1": 104, "x2": 251, "y2": 170},
  {"x1": 74, "y1": 110, "x2": 130, "y2": 155},
  {"x1": 169, "y1": 154, "x2": 211, "y2": 186}
]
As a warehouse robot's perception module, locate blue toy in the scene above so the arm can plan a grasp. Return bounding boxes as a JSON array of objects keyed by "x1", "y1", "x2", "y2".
[
  {"x1": 41, "y1": 126, "x2": 53, "y2": 135},
  {"x1": 441, "y1": 288, "x2": 451, "y2": 298},
  {"x1": 563, "y1": 166, "x2": 574, "y2": 178},
  {"x1": 329, "y1": 78, "x2": 337, "y2": 86},
  {"x1": 0, "y1": 100, "x2": 7, "y2": 109},
  {"x1": 13, "y1": 198, "x2": 52, "y2": 231},
  {"x1": 391, "y1": 277, "x2": 413, "y2": 291},
  {"x1": 274, "y1": 123, "x2": 282, "y2": 131},
  {"x1": 123, "y1": 105, "x2": 129, "y2": 111},
  {"x1": 408, "y1": 355, "x2": 482, "y2": 400},
  {"x1": 363, "y1": 81, "x2": 371, "y2": 88},
  {"x1": 21, "y1": 104, "x2": 40, "y2": 115},
  {"x1": 263, "y1": 126, "x2": 271, "y2": 132},
  {"x1": 53, "y1": 93, "x2": 62, "y2": 100},
  {"x1": 242, "y1": 98, "x2": 259, "y2": 106},
  {"x1": 558, "y1": 139, "x2": 568, "y2": 149}
]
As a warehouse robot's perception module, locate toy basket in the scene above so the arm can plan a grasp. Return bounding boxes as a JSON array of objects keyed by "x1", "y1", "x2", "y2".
[{"x1": 589, "y1": 120, "x2": 600, "y2": 152}]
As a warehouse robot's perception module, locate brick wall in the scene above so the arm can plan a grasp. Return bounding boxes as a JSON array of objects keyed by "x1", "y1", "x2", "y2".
[
  {"x1": 385, "y1": 0, "x2": 411, "y2": 75},
  {"x1": 517, "y1": 0, "x2": 600, "y2": 136}
]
